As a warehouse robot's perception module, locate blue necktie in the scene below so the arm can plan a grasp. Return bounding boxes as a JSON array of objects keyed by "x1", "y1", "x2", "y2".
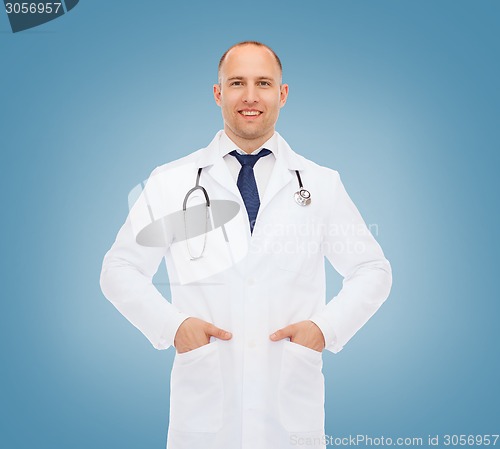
[{"x1": 230, "y1": 149, "x2": 272, "y2": 233}]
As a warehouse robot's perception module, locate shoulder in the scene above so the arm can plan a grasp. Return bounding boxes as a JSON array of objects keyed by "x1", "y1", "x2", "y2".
[
  {"x1": 300, "y1": 154, "x2": 339, "y2": 178},
  {"x1": 148, "y1": 131, "x2": 222, "y2": 178},
  {"x1": 277, "y1": 133, "x2": 340, "y2": 181},
  {"x1": 150, "y1": 148, "x2": 203, "y2": 177}
]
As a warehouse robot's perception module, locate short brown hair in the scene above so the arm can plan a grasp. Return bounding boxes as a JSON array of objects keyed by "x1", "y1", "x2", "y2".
[{"x1": 218, "y1": 41, "x2": 283, "y2": 81}]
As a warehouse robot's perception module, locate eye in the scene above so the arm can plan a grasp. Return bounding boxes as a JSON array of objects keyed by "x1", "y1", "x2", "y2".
[
  {"x1": 258, "y1": 81, "x2": 271, "y2": 87},
  {"x1": 230, "y1": 81, "x2": 243, "y2": 86}
]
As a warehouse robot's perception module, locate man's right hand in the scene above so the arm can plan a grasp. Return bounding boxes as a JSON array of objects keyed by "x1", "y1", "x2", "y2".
[{"x1": 173, "y1": 317, "x2": 232, "y2": 354}]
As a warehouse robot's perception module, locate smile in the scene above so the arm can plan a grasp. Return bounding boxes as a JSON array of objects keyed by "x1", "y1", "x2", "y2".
[{"x1": 239, "y1": 110, "x2": 262, "y2": 116}]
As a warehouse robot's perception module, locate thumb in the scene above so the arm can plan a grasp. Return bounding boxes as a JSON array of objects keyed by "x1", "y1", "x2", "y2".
[
  {"x1": 206, "y1": 324, "x2": 232, "y2": 340},
  {"x1": 270, "y1": 325, "x2": 293, "y2": 341}
]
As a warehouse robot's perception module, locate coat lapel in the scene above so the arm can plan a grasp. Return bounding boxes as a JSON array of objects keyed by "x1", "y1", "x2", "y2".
[
  {"x1": 258, "y1": 133, "x2": 305, "y2": 214},
  {"x1": 193, "y1": 132, "x2": 249, "y2": 274},
  {"x1": 195, "y1": 131, "x2": 241, "y2": 201},
  {"x1": 258, "y1": 155, "x2": 292, "y2": 213},
  {"x1": 193, "y1": 131, "x2": 307, "y2": 235}
]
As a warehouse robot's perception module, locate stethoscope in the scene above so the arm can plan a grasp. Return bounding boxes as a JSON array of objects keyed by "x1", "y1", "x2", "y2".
[
  {"x1": 293, "y1": 170, "x2": 312, "y2": 207},
  {"x1": 183, "y1": 168, "x2": 311, "y2": 259}
]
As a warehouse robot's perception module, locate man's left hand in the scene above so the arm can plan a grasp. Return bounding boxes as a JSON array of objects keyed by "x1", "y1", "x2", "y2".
[{"x1": 269, "y1": 320, "x2": 325, "y2": 352}]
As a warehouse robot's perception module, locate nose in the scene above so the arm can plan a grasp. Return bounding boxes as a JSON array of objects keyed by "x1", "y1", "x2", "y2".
[{"x1": 242, "y1": 85, "x2": 259, "y2": 104}]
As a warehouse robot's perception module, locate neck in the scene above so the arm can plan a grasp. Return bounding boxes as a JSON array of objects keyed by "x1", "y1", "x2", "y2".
[{"x1": 224, "y1": 128, "x2": 274, "y2": 154}]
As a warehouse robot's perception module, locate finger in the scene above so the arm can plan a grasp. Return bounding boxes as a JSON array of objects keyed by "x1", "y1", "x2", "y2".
[
  {"x1": 206, "y1": 324, "x2": 232, "y2": 340},
  {"x1": 269, "y1": 325, "x2": 293, "y2": 341}
]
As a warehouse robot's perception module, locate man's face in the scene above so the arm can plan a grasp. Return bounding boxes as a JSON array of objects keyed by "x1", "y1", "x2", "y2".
[{"x1": 214, "y1": 45, "x2": 288, "y2": 150}]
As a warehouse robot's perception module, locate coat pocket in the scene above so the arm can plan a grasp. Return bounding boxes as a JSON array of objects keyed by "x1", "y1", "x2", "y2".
[
  {"x1": 278, "y1": 340, "x2": 325, "y2": 433},
  {"x1": 169, "y1": 342, "x2": 223, "y2": 432}
]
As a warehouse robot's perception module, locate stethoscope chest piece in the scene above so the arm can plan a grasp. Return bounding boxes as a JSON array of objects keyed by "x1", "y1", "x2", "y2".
[{"x1": 294, "y1": 188, "x2": 311, "y2": 206}]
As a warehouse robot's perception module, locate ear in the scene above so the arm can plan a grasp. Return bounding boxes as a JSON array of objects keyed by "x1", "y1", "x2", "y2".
[
  {"x1": 213, "y1": 84, "x2": 222, "y2": 106},
  {"x1": 279, "y1": 83, "x2": 289, "y2": 108}
]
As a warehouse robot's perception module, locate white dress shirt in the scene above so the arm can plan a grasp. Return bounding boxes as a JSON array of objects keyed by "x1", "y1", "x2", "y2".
[{"x1": 219, "y1": 131, "x2": 277, "y2": 199}]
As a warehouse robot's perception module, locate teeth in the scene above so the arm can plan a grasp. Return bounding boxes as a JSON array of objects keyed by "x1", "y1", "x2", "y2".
[{"x1": 241, "y1": 111, "x2": 260, "y2": 116}]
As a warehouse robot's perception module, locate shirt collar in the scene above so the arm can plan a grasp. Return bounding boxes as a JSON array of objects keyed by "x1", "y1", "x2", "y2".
[
  {"x1": 195, "y1": 130, "x2": 305, "y2": 171},
  {"x1": 219, "y1": 131, "x2": 279, "y2": 157}
]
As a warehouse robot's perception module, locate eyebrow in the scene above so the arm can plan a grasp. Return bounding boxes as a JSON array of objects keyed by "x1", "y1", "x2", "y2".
[{"x1": 226, "y1": 76, "x2": 274, "y2": 82}]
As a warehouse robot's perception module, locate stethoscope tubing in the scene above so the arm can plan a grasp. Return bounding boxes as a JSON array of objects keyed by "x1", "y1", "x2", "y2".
[
  {"x1": 182, "y1": 167, "x2": 311, "y2": 259},
  {"x1": 183, "y1": 168, "x2": 311, "y2": 211}
]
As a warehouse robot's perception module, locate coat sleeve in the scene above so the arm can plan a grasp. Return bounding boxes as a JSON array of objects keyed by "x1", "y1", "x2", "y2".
[
  {"x1": 100, "y1": 168, "x2": 190, "y2": 350},
  {"x1": 309, "y1": 171, "x2": 392, "y2": 353}
]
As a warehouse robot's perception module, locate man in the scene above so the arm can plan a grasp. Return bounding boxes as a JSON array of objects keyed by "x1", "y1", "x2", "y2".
[{"x1": 100, "y1": 41, "x2": 392, "y2": 449}]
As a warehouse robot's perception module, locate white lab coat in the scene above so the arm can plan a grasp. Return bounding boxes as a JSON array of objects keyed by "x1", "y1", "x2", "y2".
[{"x1": 100, "y1": 131, "x2": 392, "y2": 449}]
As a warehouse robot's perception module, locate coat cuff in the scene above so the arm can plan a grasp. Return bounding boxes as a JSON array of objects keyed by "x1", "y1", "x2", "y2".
[
  {"x1": 309, "y1": 314, "x2": 343, "y2": 354},
  {"x1": 155, "y1": 312, "x2": 191, "y2": 350}
]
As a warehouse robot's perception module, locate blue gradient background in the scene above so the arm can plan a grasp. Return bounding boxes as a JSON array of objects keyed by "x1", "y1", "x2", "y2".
[{"x1": 1, "y1": 1, "x2": 498, "y2": 448}]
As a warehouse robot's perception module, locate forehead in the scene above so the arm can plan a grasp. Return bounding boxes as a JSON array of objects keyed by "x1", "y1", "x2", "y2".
[{"x1": 220, "y1": 45, "x2": 281, "y2": 80}]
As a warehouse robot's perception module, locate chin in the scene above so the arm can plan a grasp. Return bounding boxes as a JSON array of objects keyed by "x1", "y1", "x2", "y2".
[{"x1": 239, "y1": 126, "x2": 271, "y2": 138}]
